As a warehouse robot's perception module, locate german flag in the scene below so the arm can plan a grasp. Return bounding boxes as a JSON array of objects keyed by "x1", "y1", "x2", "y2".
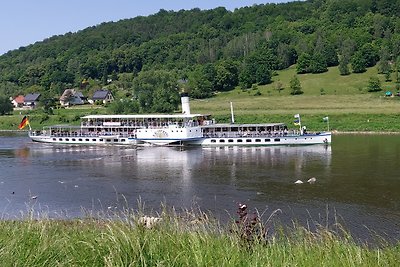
[{"x1": 18, "y1": 116, "x2": 30, "y2": 129}]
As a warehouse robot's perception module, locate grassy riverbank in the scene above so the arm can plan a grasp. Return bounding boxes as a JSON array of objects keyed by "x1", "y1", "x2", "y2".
[
  {"x1": 0, "y1": 209, "x2": 398, "y2": 267},
  {"x1": 3, "y1": 94, "x2": 400, "y2": 132},
  {"x1": 0, "y1": 106, "x2": 99, "y2": 131},
  {"x1": 3, "y1": 105, "x2": 400, "y2": 133},
  {"x1": 2, "y1": 66, "x2": 400, "y2": 132}
]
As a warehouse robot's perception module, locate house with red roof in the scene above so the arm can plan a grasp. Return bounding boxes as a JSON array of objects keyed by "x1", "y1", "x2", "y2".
[{"x1": 11, "y1": 95, "x2": 24, "y2": 108}]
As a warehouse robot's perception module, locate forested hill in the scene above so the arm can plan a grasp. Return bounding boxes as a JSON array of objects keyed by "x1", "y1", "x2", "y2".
[{"x1": 1, "y1": 0, "x2": 400, "y2": 110}]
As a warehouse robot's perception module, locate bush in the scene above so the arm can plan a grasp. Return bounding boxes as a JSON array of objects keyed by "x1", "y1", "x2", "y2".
[
  {"x1": 0, "y1": 96, "x2": 13, "y2": 115},
  {"x1": 290, "y1": 75, "x2": 304, "y2": 95},
  {"x1": 40, "y1": 114, "x2": 49, "y2": 124},
  {"x1": 367, "y1": 76, "x2": 382, "y2": 92}
]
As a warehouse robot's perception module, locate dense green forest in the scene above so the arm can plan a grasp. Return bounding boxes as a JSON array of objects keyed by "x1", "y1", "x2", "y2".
[{"x1": 1, "y1": 0, "x2": 400, "y2": 112}]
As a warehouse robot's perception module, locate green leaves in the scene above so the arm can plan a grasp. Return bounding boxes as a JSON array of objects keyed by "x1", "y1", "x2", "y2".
[
  {"x1": 132, "y1": 70, "x2": 180, "y2": 113},
  {"x1": 367, "y1": 76, "x2": 382, "y2": 92},
  {"x1": 289, "y1": 75, "x2": 303, "y2": 95},
  {"x1": 0, "y1": 96, "x2": 13, "y2": 115}
]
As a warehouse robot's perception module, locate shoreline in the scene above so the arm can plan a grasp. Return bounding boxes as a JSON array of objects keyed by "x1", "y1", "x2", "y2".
[{"x1": 332, "y1": 130, "x2": 400, "y2": 135}]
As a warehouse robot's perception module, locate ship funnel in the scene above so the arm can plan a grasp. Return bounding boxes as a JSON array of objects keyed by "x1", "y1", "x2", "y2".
[{"x1": 181, "y1": 92, "x2": 191, "y2": 114}]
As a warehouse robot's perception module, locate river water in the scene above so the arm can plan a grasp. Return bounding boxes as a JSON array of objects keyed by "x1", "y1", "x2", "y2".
[{"x1": 1, "y1": 132, "x2": 399, "y2": 242}]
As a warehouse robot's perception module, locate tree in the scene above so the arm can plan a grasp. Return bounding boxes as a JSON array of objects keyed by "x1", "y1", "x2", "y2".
[
  {"x1": 255, "y1": 64, "x2": 272, "y2": 85},
  {"x1": 132, "y1": 70, "x2": 180, "y2": 113},
  {"x1": 251, "y1": 46, "x2": 276, "y2": 84},
  {"x1": 240, "y1": 47, "x2": 275, "y2": 87},
  {"x1": 188, "y1": 65, "x2": 214, "y2": 99},
  {"x1": 214, "y1": 60, "x2": 239, "y2": 91},
  {"x1": 314, "y1": 37, "x2": 338, "y2": 67},
  {"x1": 290, "y1": 75, "x2": 303, "y2": 95},
  {"x1": 275, "y1": 81, "x2": 284, "y2": 94},
  {"x1": 40, "y1": 97, "x2": 56, "y2": 115},
  {"x1": 351, "y1": 43, "x2": 380, "y2": 74},
  {"x1": 238, "y1": 66, "x2": 253, "y2": 89},
  {"x1": 351, "y1": 51, "x2": 367, "y2": 73},
  {"x1": 296, "y1": 53, "x2": 312, "y2": 74},
  {"x1": 190, "y1": 77, "x2": 214, "y2": 98},
  {"x1": 360, "y1": 43, "x2": 379, "y2": 68},
  {"x1": 310, "y1": 53, "x2": 328, "y2": 73},
  {"x1": 395, "y1": 56, "x2": 400, "y2": 89},
  {"x1": 378, "y1": 47, "x2": 391, "y2": 81},
  {"x1": 323, "y1": 42, "x2": 339, "y2": 67},
  {"x1": 396, "y1": 57, "x2": 400, "y2": 79},
  {"x1": 338, "y1": 55, "x2": 350, "y2": 75},
  {"x1": 0, "y1": 96, "x2": 14, "y2": 115},
  {"x1": 276, "y1": 43, "x2": 297, "y2": 69},
  {"x1": 107, "y1": 99, "x2": 139, "y2": 114},
  {"x1": 367, "y1": 76, "x2": 382, "y2": 92}
]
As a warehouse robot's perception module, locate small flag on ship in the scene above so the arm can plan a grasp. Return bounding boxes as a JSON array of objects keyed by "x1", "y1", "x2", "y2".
[
  {"x1": 18, "y1": 116, "x2": 30, "y2": 129},
  {"x1": 294, "y1": 114, "x2": 301, "y2": 126},
  {"x1": 323, "y1": 116, "x2": 330, "y2": 131}
]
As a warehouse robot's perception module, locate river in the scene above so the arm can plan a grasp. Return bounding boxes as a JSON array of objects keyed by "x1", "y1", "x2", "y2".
[{"x1": 1, "y1": 132, "x2": 399, "y2": 242}]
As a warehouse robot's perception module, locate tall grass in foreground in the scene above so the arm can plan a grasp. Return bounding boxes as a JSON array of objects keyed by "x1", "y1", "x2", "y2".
[{"x1": 0, "y1": 207, "x2": 398, "y2": 267}]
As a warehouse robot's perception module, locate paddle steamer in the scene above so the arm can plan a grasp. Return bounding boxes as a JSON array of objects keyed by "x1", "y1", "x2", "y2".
[{"x1": 29, "y1": 94, "x2": 331, "y2": 146}]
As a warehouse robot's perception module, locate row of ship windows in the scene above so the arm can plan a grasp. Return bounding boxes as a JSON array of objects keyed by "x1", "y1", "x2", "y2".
[
  {"x1": 139, "y1": 129, "x2": 198, "y2": 133},
  {"x1": 52, "y1": 138, "x2": 126, "y2": 143},
  {"x1": 51, "y1": 137, "x2": 311, "y2": 143},
  {"x1": 210, "y1": 137, "x2": 311, "y2": 143},
  {"x1": 211, "y1": 138, "x2": 279, "y2": 143}
]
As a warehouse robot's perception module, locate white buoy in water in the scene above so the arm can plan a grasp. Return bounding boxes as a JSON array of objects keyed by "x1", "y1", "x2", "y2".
[{"x1": 307, "y1": 177, "x2": 317, "y2": 184}]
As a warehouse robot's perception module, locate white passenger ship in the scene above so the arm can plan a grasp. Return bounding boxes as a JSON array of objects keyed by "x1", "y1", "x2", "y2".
[{"x1": 29, "y1": 93, "x2": 331, "y2": 146}]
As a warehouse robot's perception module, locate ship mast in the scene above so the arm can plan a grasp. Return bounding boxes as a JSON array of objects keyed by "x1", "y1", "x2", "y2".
[{"x1": 230, "y1": 102, "x2": 235, "y2": 124}]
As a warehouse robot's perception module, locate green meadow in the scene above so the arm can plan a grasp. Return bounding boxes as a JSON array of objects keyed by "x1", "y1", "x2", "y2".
[{"x1": 191, "y1": 66, "x2": 400, "y2": 132}]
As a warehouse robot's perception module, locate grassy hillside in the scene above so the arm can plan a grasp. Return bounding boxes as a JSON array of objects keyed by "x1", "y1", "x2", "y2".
[
  {"x1": 192, "y1": 66, "x2": 400, "y2": 114},
  {"x1": 189, "y1": 65, "x2": 400, "y2": 132},
  {"x1": 192, "y1": 66, "x2": 398, "y2": 114}
]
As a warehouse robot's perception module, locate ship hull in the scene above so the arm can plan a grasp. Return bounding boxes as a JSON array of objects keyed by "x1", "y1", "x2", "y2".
[{"x1": 187, "y1": 132, "x2": 331, "y2": 146}]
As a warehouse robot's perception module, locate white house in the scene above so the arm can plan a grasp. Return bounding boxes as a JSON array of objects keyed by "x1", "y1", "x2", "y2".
[
  {"x1": 90, "y1": 89, "x2": 114, "y2": 104},
  {"x1": 60, "y1": 89, "x2": 85, "y2": 107},
  {"x1": 23, "y1": 93, "x2": 41, "y2": 109},
  {"x1": 11, "y1": 95, "x2": 24, "y2": 108}
]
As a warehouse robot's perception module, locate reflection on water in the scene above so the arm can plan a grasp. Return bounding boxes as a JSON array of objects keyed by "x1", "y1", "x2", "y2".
[{"x1": 0, "y1": 133, "x2": 399, "y2": 242}]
